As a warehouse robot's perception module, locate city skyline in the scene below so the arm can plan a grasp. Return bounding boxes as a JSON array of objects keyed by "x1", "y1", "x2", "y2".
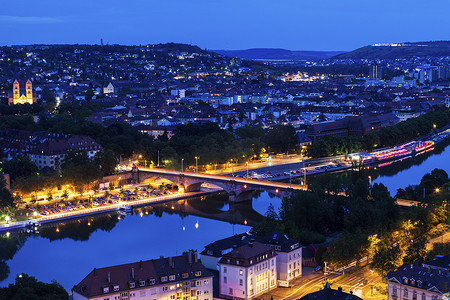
[{"x1": 0, "y1": 0, "x2": 449, "y2": 51}]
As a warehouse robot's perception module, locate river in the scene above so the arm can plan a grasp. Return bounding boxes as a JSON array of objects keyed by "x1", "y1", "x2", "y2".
[{"x1": 0, "y1": 141, "x2": 448, "y2": 292}]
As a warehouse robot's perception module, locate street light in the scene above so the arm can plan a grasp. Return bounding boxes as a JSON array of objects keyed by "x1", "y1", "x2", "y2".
[
  {"x1": 181, "y1": 158, "x2": 184, "y2": 173},
  {"x1": 195, "y1": 156, "x2": 199, "y2": 173},
  {"x1": 33, "y1": 211, "x2": 37, "y2": 219},
  {"x1": 5, "y1": 216, "x2": 10, "y2": 224},
  {"x1": 246, "y1": 161, "x2": 249, "y2": 178},
  {"x1": 289, "y1": 171, "x2": 292, "y2": 188}
]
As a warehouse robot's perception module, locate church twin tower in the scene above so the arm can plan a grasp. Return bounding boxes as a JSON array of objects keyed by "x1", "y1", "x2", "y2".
[{"x1": 8, "y1": 77, "x2": 36, "y2": 105}]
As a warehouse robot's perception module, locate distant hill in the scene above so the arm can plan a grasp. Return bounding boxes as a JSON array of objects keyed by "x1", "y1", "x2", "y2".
[
  {"x1": 214, "y1": 48, "x2": 346, "y2": 61},
  {"x1": 333, "y1": 41, "x2": 450, "y2": 59}
]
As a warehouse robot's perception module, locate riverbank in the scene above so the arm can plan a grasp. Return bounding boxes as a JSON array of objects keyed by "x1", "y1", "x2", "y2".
[{"x1": 0, "y1": 188, "x2": 222, "y2": 233}]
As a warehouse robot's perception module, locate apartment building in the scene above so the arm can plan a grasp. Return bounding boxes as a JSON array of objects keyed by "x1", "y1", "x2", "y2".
[{"x1": 72, "y1": 253, "x2": 213, "y2": 300}]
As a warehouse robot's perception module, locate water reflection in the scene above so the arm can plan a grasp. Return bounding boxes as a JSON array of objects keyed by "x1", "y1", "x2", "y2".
[{"x1": 0, "y1": 191, "x2": 276, "y2": 290}]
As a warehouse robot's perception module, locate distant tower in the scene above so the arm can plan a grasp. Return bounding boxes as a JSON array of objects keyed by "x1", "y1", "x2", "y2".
[
  {"x1": 13, "y1": 79, "x2": 20, "y2": 100},
  {"x1": 369, "y1": 64, "x2": 382, "y2": 79},
  {"x1": 26, "y1": 79, "x2": 33, "y2": 99},
  {"x1": 101, "y1": 38, "x2": 104, "y2": 46}
]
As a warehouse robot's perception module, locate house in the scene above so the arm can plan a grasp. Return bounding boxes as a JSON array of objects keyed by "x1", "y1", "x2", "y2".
[
  {"x1": 257, "y1": 231, "x2": 302, "y2": 287},
  {"x1": 72, "y1": 253, "x2": 213, "y2": 300},
  {"x1": 299, "y1": 282, "x2": 363, "y2": 300},
  {"x1": 200, "y1": 232, "x2": 253, "y2": 270},
  {"x1": 386, "y1": 257, "x2": 450, "y2": 300},
  {"x1": 218, "y1": 241, "x2": 278, "y2": 300}
]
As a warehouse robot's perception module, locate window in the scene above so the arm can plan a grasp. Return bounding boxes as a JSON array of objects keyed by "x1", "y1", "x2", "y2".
[
  {"x1": 195, "y1": 271, "x2": 201, "y2": 276},
  {"x1": 161, "y1": 276, "x2": 168, "y2": 282},
  {"x1": 169, "y1": 275, "x2": 175, "y2": 281},
  {"x1": 229, "y1": 288, "x2": 233, "y2": 295},
  {"x1": 139, "y1": 280, "x2": 145, "y2": 287},
  {"x1": 239, "y1": 269, "x2": 243, "y2": 275},
  {"x1": 197, "y1": 291, "x2": 201, "y2": 295},
  {"x1": 203, "y1": 280, "x2": 209, "y2": 285},
  {"x1": 272, "y1": 259, "x2": 274, "y2": 266},
  {"x1": 224, "y1": 276, "x2": 227, "y2": 283},
  {"x1": 204, "y1": 290, "x2": 209, "y2": 294},
  {"x1": 149, "y1": 279, "x2": 155, "y2": 285},
  {"x1": 113, "y1": 285, "x2": 119, "y2": 291},
  {"x1": 223, "y1": 267, "x2": 227, "y2": 273},
  {"x1": 413, "y1": 291, "x2": 417, "y2": 300},
  {"x1": 129, "y1": 282, "x2": 135, "y2": 288},
  {"x1": 236, "y1": 260, "x2": 240, "y2": 265},
  {"x1": 392, "y1": 287, "x2": 397, "y2": 296},
  {"x1": 162, "y1": 287, "x2": 168, "y2": 292},
  {"x1": 182, "y1": 273, "x2": 188, "y2": 279},
  {"x1": 404, "y1": 288, "x2": 408, "y2": 297},
  {"x1": 240, "y1": 279, "x2": 243, "y2": 286},
  {"x1": 422, "y1": 293, "x2": 426, "y2": 300},
  {"x1": 103, "y1": 286, "x2": 110, "y2": 293},
  {"x1": 170, "y1": 295, "x2": 176, "y2": 300}
]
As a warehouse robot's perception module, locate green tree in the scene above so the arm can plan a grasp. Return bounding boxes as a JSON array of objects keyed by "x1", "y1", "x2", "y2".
[
  {"x1": 370, "y1": 244, "x2": 403, "y2": 277},
  {"x1": 0, "y1": 273, "x2": 68, "y2": 300},
  {"x1": 403, "y1": 236, "x2": 428, "y2": 264},
  {"x1": 3, "y1": 157, "x2": 38, "y2": 181}
]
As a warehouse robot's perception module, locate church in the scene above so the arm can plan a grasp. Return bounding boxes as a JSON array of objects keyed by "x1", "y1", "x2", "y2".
[{"x1": 8, "y1": 77, "x2": 37, "y2": 105}]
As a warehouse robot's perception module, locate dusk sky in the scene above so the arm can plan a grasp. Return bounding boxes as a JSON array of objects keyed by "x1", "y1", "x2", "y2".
[{"x1": 1, "y1": 0, "x2": 449, "y2": 51}]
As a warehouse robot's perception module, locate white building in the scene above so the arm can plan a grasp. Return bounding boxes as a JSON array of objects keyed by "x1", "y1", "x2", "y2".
[
  {"x1": 103, "y1": 82, "x2": 115, "y2": 94},
  {"x1": 258, "y1": 231, "x2": 302, "y2": 287},
  {"x1": 73, "y1": 253, "x2": 213, "y2": 300},
  {"x1": 218, "y1": 241, "x2": 277, "y2": 300},
  {"x1": 386, "y1": 256, "x2": 449, "y2": 300}
]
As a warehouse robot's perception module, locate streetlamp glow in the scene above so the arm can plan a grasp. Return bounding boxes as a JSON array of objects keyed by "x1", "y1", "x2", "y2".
[
  {"x1": 181, "y1": 158, "x2": 184, "y2": 173},
  {"x1": 5, "y1": 216, "x2": 10, "y2": 224}
]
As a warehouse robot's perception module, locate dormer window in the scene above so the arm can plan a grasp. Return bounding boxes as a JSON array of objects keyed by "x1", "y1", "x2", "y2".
[
  {"x1": 411, "y1": 279, "x2": 415, "y2": 286},
  {"x1": 417, "y1": 280, "x2": 422, "y2": 287},
  {"x1": 103, "y1": 286, "x2": 110, "y2": 293},
  {"x1": 129, "y1": 282, "x2": 135, "y2": 288},
  {"x1": 403, "y1": 277, "x2": 408, "y2": 284},
  {"x1": 236, "y1": 260, "x2": 240, "y2": 265},
  {"x1": 195, "y1": 271, "x2": 201, "y2": 277},
  {"x1": 161, "y1": 276, "x2": 168, "y2": 282},
  {"x1": 139, "y1": 280, "x2": 145, "y2": 287},
  {"x1": 113, "y1": 284, "x2": 119, "y2": 291},
  {"x1": 169, "y1": 275, "x2": 175, "y2": 281},
  {"x1": 149, "y1": 279, "x2": 155, "y2": 285},
  {"x1": 182, "y1": 273, "x2": 189, "y2": 279}
]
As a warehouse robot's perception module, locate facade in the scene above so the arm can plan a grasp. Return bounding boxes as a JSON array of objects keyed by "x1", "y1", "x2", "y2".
[
  {"x1": 8, "y1": 78, "x2": 37, "y2": 105},
  {"x1": 369, "y1": 64, "x2": 382, "y2": 79},
  {"x1": 218, "y1": 241, "x2": 278, "y2": 300},
  {"x1": 72, "y1": 253, "x2": 213, "y2": 300},
  {"x1": 28, "y1": 136, "x2": 102, "y2": 169},
  {"x1": 386, "y1": 257, "x2": 450, "y2": 300},
  {"x1": 258, "y1": 231, "x2": 302, "y2": 287},
  {"x1": 103, "y1": 82, "x2": 115, "y2": 94}
]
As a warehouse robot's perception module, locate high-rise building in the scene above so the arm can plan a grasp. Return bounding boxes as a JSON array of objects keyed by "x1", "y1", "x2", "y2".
[
  {"x1": 8, "y1": 76, "x2": 36, "y2": 105},
  {"x1": 369, "y1": 64, "x2": 382, "y2": 79}
]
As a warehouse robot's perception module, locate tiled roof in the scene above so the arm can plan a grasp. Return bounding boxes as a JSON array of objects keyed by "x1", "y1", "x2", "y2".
[
  {"x1": 72, "y1": 254, "x2": 213, "y2": 298},
  {"x1": 386, "y1": 260, "x2": 450, "y2": 294},
  {"x1": 218, "y1": 241, "x2": 276, "y2": 267},
  {"x1": 200, "y1": 232, "x2": 253, "y2": 257}
]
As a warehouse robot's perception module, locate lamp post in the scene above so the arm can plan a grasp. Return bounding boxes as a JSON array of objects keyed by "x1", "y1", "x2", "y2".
[
  {"x1": 246, "y1": 161, "x2": 249, "y2": 178},
  {"x1": 289, "y1": 171, "x2": 292, "y2": 188},
  {"x1": 195, "y1": 156, "x2": 199, "y2": 173},
  {"x1": 5, "y1": 215, "x2": 10, "y2": 224},
  {"x1": 157, "y1": 150, "x2": 160, "y2": 167},
  {"x1": 181, "y1": 158, "x2": 184, "y2": 173},
  {"x1": 368, "y1": 176, "x2": 372, "y2": 195}
]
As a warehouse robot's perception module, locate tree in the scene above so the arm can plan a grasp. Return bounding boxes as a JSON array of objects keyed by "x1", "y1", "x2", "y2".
[
  {"x1": 403, "y1": 236, "x2": 428, "y2": 264},
  {"x1": 265, "y1": 125, "x2": 297, "y2": 154},
  {"x1": 0, "y1": 273, "x2": 68, "y2": 300},
  {"x1": 370, "y1": 244, "x2": 403, "y2": 277},
  {"x1": 3, "y1": 157, "x2": 38, "y2": 181}
]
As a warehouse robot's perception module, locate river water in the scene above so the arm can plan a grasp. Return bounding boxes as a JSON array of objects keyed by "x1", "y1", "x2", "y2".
[{"x1": 0, "y1": 141, "x2": 448, "y2": 292}]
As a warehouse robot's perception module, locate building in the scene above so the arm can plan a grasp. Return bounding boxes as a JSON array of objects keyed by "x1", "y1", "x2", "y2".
[
  {"x1": 8, "y1": 77, "x2": 37, "y2": 105},
  {"x1": 218, "y1": 241, "x2": 278, "y2": 300},
  {"x1": 72, "y1": 253, "x2": 213, "y2": 300},
  {"x1": 369, "y1": 64, "x2": 382, "y2": 79},
  {"x1": 200, "y1": 232, "x2": 253, "y2": 270},
  {"x1": 386, "y1": 257, "x2": 450, "y2": 300},
  {"x1": 305, "y1": 114, "x2": 399, "y2": 143},
  {"x1": 298, "y1": 282, "x2": 363, "y2": 300},
  {"x1": 258, "y1": 231, "x2": 302, "y2": 287}
]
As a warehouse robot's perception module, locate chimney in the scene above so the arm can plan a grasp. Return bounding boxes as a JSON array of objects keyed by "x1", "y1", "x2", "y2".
[
  {"x1": 188, "y1": 253, "x2": 193, "y2": 265},
  {"x1": 131, "y1": 267, "x2": 135, "y2": 280},
  {"x1": 139, "y1": 260, "x2": 143, "y2": 270},
  {"x1": 108, "y1": 272, "x2": 111, "y2": 283},
  {"x1": 194, "y1": 253, "x2": 198, "y2": 263},
  {"x1": 93, "y1": 268, "x2": 97, "y2": 277},
  {"x1": 169, "y1": 257, "x2": 173, "y2": 268}
]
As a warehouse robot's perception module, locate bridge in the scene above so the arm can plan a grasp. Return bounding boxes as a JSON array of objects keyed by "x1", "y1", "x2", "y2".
[{"x1": 133, "y1": 167, "x2": 307, "y2": 202}]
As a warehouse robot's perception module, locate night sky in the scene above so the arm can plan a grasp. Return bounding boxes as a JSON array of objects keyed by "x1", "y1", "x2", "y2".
[{"x1": 1, "y1": 0, "x2": 449, "y2": 51}]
